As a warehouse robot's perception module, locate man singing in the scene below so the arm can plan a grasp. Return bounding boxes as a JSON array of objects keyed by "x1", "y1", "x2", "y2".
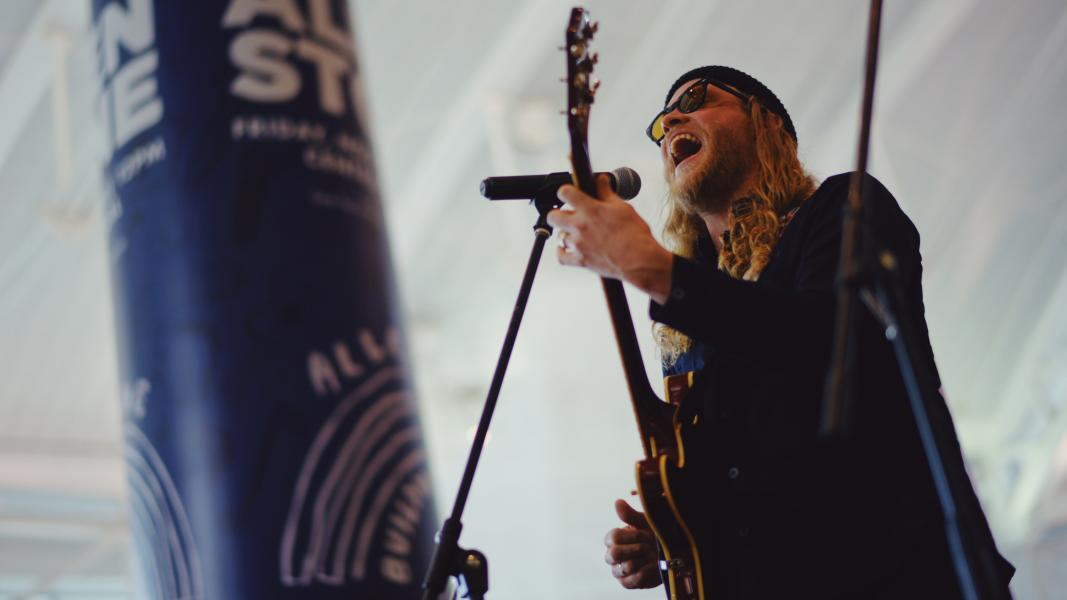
[{"x1": 547, "y1": 66, "x2": 1013, "y2": 598}]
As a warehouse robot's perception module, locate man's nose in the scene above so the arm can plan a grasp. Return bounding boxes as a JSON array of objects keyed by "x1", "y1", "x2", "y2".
[{"x1": 660, "y1": 109, "x2": 688, "y2": 135}]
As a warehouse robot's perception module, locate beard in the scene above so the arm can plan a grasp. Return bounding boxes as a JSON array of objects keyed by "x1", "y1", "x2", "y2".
[{"x1": 666, "y1": 122, "x2": 754, "y2": 216}]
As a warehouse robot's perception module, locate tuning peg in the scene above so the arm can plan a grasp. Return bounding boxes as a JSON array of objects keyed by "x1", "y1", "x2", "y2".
[
  {"x1": 592, "y1": 53, "x2": 599, "y2": 64},
  {"x1": 557, "y1": 45, "x2": 565, "y2": 51},
  {"x1": 559, "y1": 77, "x2": 567, "y2": 83},
  {"x1": 592, "y1": 79, "x2": 601, "y2": 92},
  {"x1": 592, "y1": 21, "x2": 599, "y2": 34}
]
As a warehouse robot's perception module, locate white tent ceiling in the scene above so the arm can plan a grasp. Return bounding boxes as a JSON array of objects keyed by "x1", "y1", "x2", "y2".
[{"x1": 1, "y1": 0, "x2": 1066, "y2": 597}]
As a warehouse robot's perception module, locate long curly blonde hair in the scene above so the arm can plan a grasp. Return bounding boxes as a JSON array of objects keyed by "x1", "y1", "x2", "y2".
[{"x1": 654, "y1": 99, "x2": 817, "y2": 366}]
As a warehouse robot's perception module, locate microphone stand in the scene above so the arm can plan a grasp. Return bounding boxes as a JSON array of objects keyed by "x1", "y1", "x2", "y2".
[
  {"x1": 821, "y1": 1, "x2": 1011, "y2": 598},
  {"x1": 422, "y1": 190, "x2": 560, "y2": 600}
]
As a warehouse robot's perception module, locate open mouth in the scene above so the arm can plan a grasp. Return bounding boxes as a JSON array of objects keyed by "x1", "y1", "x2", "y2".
[{"x1": 669, "y1": 133, "x2": 702, "y2": 167}]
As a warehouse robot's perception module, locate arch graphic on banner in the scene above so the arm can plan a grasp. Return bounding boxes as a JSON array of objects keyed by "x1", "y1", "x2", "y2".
[
  {"x1": 125, "y1": 427, "x2": 205, "y2": 600},
  {"x1": 280, "y1": 366, "x2": 430, "y2": 586}
]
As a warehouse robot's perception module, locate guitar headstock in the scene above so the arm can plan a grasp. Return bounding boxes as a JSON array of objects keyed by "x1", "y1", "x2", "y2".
[{"x1": 564, "y1": 7, "x2": 599, "y2": 194}]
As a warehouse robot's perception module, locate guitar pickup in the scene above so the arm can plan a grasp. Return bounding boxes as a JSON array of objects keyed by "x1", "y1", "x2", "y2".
[{"x1": 662, "y1": 371, "x2": 696, "y2": 407}]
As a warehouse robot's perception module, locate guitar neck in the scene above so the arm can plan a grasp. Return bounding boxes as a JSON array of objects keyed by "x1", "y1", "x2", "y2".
[
  {"x1": 563, "y1": 7, "x2": 670, "y2": 459},
  {"x1": 599, "y1": 276, "x2": 664, "y2": 455}
]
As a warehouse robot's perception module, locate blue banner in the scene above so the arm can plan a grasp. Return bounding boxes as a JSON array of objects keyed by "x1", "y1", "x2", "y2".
[{"x1": 92, "y1": 1, "x2": 437, "y2": 597}]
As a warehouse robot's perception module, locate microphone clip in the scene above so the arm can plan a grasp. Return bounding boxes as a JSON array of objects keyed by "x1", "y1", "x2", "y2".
[{"x1": 530, "y1": 188, "x2": 564, "y2": 237}]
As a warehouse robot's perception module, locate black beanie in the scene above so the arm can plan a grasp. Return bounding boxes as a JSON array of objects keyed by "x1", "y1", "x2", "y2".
[{"x1": 665, "y1": 65, "x2": 797, "y2": 144}]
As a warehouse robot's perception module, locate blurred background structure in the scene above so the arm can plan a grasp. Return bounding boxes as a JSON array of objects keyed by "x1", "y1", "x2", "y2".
[{"x1": 1, "y1": 0, "x2": 1066, "y2": 598}]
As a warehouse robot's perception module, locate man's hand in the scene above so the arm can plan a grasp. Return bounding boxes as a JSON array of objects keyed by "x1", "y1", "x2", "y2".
[
  {"x1": 604, "y1": 499, "x2": 661, "y2": 589},
  {"x1": 548, "y1": 176, "x2": 674, "y2": 304}
]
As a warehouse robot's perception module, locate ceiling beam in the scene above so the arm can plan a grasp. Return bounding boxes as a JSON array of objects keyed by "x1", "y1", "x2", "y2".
[
  {"x1": 803, "y1": 0, "x2": 980, "y2": 176},
  {"x1": 0, "y1": 0, "x2": 88, "y2": 176},
  {"x1": 386, "y1": 0, "x2": 570, "y2": 267}
]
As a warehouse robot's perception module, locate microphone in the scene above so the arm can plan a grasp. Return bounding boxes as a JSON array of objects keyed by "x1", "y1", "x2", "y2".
[{"x1": 480, "y1": 167, "x2": 641, "y2": 201}]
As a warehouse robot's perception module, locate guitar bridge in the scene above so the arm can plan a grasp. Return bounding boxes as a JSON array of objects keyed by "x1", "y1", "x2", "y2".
[{"x1": 658, "y1": 558, "x2": 687, "y2": 571}]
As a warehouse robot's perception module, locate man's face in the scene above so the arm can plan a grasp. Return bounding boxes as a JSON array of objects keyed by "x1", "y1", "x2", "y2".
[{"x1": 659, "y1": 79, "x2": 756, "y2": 214}]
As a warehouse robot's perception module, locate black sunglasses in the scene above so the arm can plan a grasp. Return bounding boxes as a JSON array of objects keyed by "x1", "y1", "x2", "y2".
[{"x1": 646, "y1": 79, "x2": 749, "y2": 145}]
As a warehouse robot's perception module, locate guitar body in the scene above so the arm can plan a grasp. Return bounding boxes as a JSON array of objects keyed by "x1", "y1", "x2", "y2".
[
  {"x1": 637, "y1": 373, "x2": 708, "y2": 600},
  {"x1": 563, "y1": 9, "x2": 709, "y2": 599},
  {"x1": 638, "y1": 457, "x2": 705, "y2": 599}
]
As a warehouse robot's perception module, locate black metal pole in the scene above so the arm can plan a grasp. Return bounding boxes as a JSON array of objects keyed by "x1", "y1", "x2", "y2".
[
  {"x1": 822, "y1": 0, "x2": 884, "y2": 435},
  {"x1": 819, "y1": 1, "x2": 1009, "y2": 597},
  {"x1": 422, "y1": 194, "x2": 558, "y2": 600},
  {"x1": 862, "y1": 261, "x2": 1012, "y2": 600}
]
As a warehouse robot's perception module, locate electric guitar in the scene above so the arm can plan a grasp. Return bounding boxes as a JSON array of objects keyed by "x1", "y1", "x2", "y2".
[{"x1": 564, "y1": 8, "x2": 708, "y2": 600}]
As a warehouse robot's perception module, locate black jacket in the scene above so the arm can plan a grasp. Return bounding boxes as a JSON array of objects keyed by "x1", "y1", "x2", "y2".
[{"x1": 650, "y1": 173, "x2": 1013, "y2": 599}]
